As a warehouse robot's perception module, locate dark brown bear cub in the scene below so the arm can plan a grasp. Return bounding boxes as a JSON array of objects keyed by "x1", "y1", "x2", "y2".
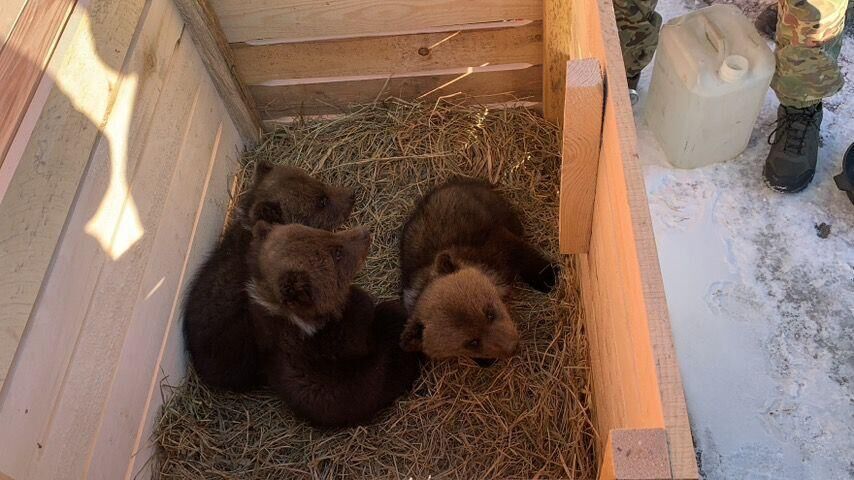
[
  {"x1": 248, "y1": 222, "x2": 421, "y2": 428},
  {"x1": 183, "y1": 163, "x2": 354, "y2": 392},
  {"x1": 399, "y1": 177, "x2": 558, "y2": 366}
]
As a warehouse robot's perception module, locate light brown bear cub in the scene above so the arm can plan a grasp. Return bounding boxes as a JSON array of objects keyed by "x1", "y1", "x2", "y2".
[
  {"x1": 399, "y1": 177, "x2": 558, "y2": 367},
  {"x1": 183, "y1": 163, "x2": 354, "y2": 392},
  {"x1": 249, "y1": 222, "x2": 421, "y2": 428}
]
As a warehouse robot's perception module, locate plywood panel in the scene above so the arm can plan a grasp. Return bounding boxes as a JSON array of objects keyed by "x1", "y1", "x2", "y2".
[
  {"x1": 0, "y1": 0, "x2": 148, "y2": 391},
  {"x1": 28, "y1": 37, "x2": 204, "y2": 479},
  {"x1": 88, "y1": 73, "x2": 231, "y2": 480},
  {"x1": 210, "y1": 0, "x2": 543, "y2": 43},
  {"x1": 127, "y1": 120, "x2": 239, "y2": 480},
  {"x1": 0, "y1": 0, "x2": 76, "y2": 165},
  {"x1": 233, "y1": 22, "x2": 543, "y2": 85},
  {"x1": 253, "y1": 66, "x2": 543, "y2": 119}
]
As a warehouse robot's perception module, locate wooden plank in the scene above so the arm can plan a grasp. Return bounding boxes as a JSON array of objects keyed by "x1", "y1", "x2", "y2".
[
  {"x1": 88, "y1": 66, "x2": 231, "y2": 480},
  {"x1": 252, "y1": 66, "x2": 543, "y2": 119},
  {"x1": 569, "y1": 0, "x2": 699, "y2": 478},
  {"x1": 0, "y1": 0, "x2": 76, "y2": 167},
  {"x1": 173, "y1": 0, "x2": 261, "y2": 144},
  {"x1": 209, "y1": 0, "x2": 544, "y2": 43},
  {"x1": 560, "y1": 58, "x2": 604, "y2": 254},
  {"x1": 127, "y1": 120, "x2": 239, "y2": 480},
  {"x1": 598, "y1": 429, "x2": 671, "y2": 480},
  {"x1": 0, "y1": 0, "x2": 148, "y2": 394},
  {"x1": 0, "y1": 0, "x2": 28, "y2": 48},
  {"x1": 543, "y1": 0, "x2": 572, "y2": 124},
  {"x1": 28, "y1": 35, "x2": 204, "y2": 479},
  {"x1": 233, "y1": 22, "x2": 543, "y2": 85},
  {"x1": 0, "y1": 1, "x2": 186, "y2": 475}
]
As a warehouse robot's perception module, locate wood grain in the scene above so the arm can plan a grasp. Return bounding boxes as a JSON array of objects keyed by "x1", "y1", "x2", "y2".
[
  {"x1": 0, "y1": 0, "x2": 148, "y2": 396},
  {"x1": 568, "y1": 0, "x2": 699, "y2": 478},
  {"x1": 0, "y1": 0, "x2": 28, "y2": 48},
  {"x1": 209, "y1": 0, "x2": 544, "y2": 43},
  {"x1": 252, "y1": 66, "x2": 542, "y2": 119},
  {"x1": 233, "y1": 22, "x2": 543, "y2": 85},
  {"x1": 560, "y1": 58, "x2": 604, "y2": 254},
  {"x1": 0, "y1": 0, "x2": 76, "y2": 167},
  {"x1": 598, "y1": 429, "x2": 672, "y2": 480},
  {"x1": 543, "y1": 0, "x2": 572, "y2": 124},
  {"x1": 173, "y1": 0, "x2": 261, "y2": 144}
]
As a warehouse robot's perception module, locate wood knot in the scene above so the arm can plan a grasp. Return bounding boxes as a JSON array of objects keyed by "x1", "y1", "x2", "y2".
[{"x1": 417, "y1": 47, "x2": 430, "y2": 56}]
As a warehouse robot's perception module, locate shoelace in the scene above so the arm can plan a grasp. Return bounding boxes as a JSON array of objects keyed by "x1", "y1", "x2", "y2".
[{"x1": 767, "y1": 107, "x2": 821, "y2": 155}]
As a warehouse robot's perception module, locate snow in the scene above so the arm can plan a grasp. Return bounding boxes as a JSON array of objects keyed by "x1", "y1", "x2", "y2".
[{"x1": 633, "y1": 1, "x2": 854, "y2": 478}]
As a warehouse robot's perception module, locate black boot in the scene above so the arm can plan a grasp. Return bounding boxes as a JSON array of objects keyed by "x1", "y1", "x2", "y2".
[{"x1": 764, "y1": 103, "x2": 823, "y2": 193}]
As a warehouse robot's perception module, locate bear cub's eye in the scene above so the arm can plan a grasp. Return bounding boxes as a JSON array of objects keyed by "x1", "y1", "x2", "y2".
[
  {"x1": 484, "y1": 306, "x2": 497, "y2": 323},
  {"x1": 317, "y1": 195, "x2": 328, "y2": 209},
  {"x1": 466, "y1": 338, "x2": 481, "y2": 350},
  {"x1": 333, "y1": 246, "x2": 343, "y2": 262}
]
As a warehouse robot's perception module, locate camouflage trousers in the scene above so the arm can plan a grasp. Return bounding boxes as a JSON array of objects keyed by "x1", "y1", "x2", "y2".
[{"x1": 615, "y1": 0, "x2": 848, "y2": 107}]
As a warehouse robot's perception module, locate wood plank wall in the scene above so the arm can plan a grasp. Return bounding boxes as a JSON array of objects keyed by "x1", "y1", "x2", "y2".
[
  {"x1": 0, "y1": 0, "x2": 243, "y2": 477},
  {"x1": 209, "y1": 0, "x2": 546, "y2": 123},
  {"x1": 548, "y1": 0, "x2": 700, "y2": 478}
]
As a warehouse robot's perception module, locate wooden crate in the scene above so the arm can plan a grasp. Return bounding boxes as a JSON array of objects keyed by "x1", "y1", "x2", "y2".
[{"x1": 0, "y1": 1, "x2": 697, "y2": 478}]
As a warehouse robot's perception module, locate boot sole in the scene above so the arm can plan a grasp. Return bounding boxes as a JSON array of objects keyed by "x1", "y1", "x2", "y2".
[{"x1": 763, "y1": 165, "x2": 815, "y2": 193}]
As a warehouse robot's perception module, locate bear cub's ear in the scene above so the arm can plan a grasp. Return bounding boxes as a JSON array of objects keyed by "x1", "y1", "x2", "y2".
[
  {"x1": 252, "y1": 220, "x2": 273, "y2": 241},
  {"x1": 252, "y1": 201, "x2": 283, "y2": 224},
  {"x1": 400, "y1": 319, "x2": 424, "y2": 352},
  {"x1": 433, "y1": 251, "x2": 460, "y2": 276},
  {"x1": 253, "y1": 161, "x2": 274, "y2": 184},
  {"x1": 279, "y1": 270, "x2": 313, "y2": 306}
]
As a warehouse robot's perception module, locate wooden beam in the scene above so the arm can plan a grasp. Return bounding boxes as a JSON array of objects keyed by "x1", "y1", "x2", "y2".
[
  {"x1": 598, "y1": 429, "x2": 672, "y2": 480},
  {"x1": 209, "y1": 0, "x2": 543, "y2": 44},
  {"x1": 173, "y1": 0, "x2": 261, "y2": 144},
  {"x1": 232, "y1": 22, "x2": 543, "y2": 85},
  {"x1": 543, "y1": 0, "x2": 572, "y2": 124},
  {"x1": 560, "y1": 58, "x2": 604, "y2": 253},
  {"x1": 0, "y1": 0, "x2": 76, "y2": 167},
  {"x1": 252, "y1": 66, "x2": 542, "y2": 120}
]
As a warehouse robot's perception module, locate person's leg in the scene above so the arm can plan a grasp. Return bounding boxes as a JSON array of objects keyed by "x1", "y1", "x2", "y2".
[
  {"x1": 614, "y1": 0, "x2": 662, "y2": 87},
  {"x1": 765, "y1": 0, "x2": 847, "y2": 192}
]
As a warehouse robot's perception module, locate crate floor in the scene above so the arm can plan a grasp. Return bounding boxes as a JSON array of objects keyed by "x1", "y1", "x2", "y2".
[{"x1": 154, "y1": 100, "x2": 595, "y2": 479}]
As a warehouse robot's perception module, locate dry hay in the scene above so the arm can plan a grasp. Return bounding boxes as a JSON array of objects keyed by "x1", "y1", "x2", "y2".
[{"x1": 154, "y1": 98, "x2": 596, "y2": 479}]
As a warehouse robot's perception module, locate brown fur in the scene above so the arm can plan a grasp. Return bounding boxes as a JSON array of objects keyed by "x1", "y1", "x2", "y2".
[
  {"x1": 248, "y1": 224, "x2": 421, "y2": 427},
  {"x1": 398, "y1": 178, "x2": 558, "y2": 365},
  {"x1": 183, "y1": 164, "x2": 354, "y2": 392}
]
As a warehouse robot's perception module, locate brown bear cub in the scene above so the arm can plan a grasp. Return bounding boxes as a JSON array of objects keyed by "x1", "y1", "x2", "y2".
[
  {"x1": 248, "y1": 222, "x2": 421, "y2": 428},
  {"x1": 399, "y1": 178, "x2": 559, "y2": 367},
  {"x1": 183, "y1": 163, "x2": 355, "y2": 392}
]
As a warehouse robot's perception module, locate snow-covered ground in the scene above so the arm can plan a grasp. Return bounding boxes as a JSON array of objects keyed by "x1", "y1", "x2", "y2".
[{"x1": 634, "y1": 1, "x2": 854, "y2": 478}]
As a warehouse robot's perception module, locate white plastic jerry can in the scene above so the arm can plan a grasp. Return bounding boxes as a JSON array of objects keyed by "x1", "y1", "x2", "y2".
[{"x1": 644, "y1": 4, "x2": 775, "y2": 169}]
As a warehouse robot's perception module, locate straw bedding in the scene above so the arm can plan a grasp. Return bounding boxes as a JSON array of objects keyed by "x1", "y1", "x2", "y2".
[{"x1": 154, "y1": 98, "x2": 596, "y2": 479}]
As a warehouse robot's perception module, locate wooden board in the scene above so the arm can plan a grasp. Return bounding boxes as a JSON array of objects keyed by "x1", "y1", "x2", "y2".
[
  {"x1": 0, "y1": 0, "x2": 148, "y2": 393},
  {"x1": 598, "y1": 429, "x2": 671, "y2": 480},
  {"x1": 0, "y1": 0, "x2": 76, "y2": 166},
  {"x1": 543, "y1": 0, "x2": 572, "y2": 124},
  {"x1": 209, "y1": 0, "x2": 543, "y2": 43},
  {"x1": 233, "y1": 22, "x2": 543, "y2": 85},
  {"x1": 0, "y1": 0, "x2": 244, "y2": 476},
  {"x1": 252, "y1": 66, "x2": 542, "y2": 119},
  {"x1": 560, "y1": 58, "x2": 604, "y2": 254},
  {"x1": 0, "y1": 0, "x2": 28, "y2": 48},
  {"x1": 559, "y1": 0, "x2": 699, "y2": 478},
  {"x1": 173, "y1": 0, "x2": 261, "y2": 144}
]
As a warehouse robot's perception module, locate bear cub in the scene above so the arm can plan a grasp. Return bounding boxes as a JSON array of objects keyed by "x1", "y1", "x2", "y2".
[
  {"x1": 399, "y1": 177, "x2": 559, "y2": 367},
  {"x1": 183, "y1": 163, "x2": 355, "y2": 392},
  {"x1": 248, "y1": 222, "x2": 421, "y2": 428}
]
